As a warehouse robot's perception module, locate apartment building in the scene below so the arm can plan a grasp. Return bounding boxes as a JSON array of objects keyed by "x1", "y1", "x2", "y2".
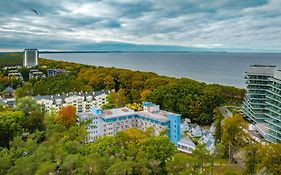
[
  {"x1": 7, "y1": 70, "x2": 23, "y2": 81},
  {"x1": 33, "y1": 90, "x2": 109, "y2": 113}
]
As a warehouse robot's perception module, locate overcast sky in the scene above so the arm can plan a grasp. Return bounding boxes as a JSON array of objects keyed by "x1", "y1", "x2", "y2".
[{"x1": 1, "y1": 0, "x2": 281, "y2": 52}]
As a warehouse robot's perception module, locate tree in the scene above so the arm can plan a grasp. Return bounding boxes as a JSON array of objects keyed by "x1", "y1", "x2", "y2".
[
  {"x1": 213, "y1": 143, "x2": 226, "y2": 165},
  {"x1": 0, "y1": 148, "x2": 14, "y2": 174},
  {"x1": 213, "y1": 107, "x2": 224, "y2": 142},
  {"x1": 144, "y1": 137, "x2": 177, "y2": 174},
  {"x1": 15, "y1": 96, "x2": 45, "y2": 132},
  {"x1": 0, "y1": 105, "x2": 4, "y2": 112},
  {"x1": 0, "y1": 111, "x2": 24, "y2": 147},
  {"x1": 166, "y1": 153, "x2": 193, "y2": 175},
  {"x1": 140, "y1": 89, "x2": 152, "y2": 102},
  {"x1": 221, "y1": 114, "x2": 249, "y2": 163},
  {"x1": 244, "y1": 144, "x2": 259, "y2": 175},
  {"x1": 35, "y1": 162, "x2": 56, "y2": 175},
  {"x1": 258, "y1": 143, "x2": 281, "y2": 175},
  {"x1": 149, "y1": 159, "x2": 161, "y2": 175},
  {"x1": 54, "y1": 105, "x2": 77, "y2": 128},
  {"x1": 105, "y1": 159, "x2": 134, "y2": 175},
  {"x1": 105, "y1": 89, "x2": 128, "y2": 108},
  {"x1": 15, "y1": 96, "x2": 39, "y2": 116},
  {"x1": 24, "y1": 110, "x2": 45, "y2": 132},
  {"x1": 192, "y1": 144, "x2": 211, "y2": 173},
  {"x1": 14, "y1": 83, "x2": 32, "y2": 99}
]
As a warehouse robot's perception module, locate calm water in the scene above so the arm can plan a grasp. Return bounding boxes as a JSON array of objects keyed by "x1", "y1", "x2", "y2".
[{"x1": 41, "y1": 52, "x2": 281, "y2": 88}]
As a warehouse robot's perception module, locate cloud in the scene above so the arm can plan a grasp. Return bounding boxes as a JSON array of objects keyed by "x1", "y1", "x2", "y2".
[{"x1": 0, "y1": 0, "x2": 280, "y2": 52}]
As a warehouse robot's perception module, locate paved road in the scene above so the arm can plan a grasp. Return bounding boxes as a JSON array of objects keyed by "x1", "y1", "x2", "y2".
[{"x1": 219, "y1": 106, "x2": 233, "y2": 118}]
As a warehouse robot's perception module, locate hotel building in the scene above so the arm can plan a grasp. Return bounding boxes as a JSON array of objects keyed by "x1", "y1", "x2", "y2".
[
  {"x1": 79, "y1": 102, "x2": 181, "y2": 145},
  {"x1": 243, "y1": 65, "x2": 281, "y2": 143},
  {"x1": 23, "y1": 49, "x2": 39, "y2": 67}
]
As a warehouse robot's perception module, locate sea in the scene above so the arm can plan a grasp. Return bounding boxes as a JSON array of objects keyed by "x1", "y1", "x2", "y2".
[{"x1": 40, "y1": 52, "x2": 281, "y2": 88}]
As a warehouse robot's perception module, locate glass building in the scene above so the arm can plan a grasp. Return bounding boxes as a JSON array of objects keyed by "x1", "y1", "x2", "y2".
[{"x1": 243, "y1": 65, "x2": 281, "y2": 143}]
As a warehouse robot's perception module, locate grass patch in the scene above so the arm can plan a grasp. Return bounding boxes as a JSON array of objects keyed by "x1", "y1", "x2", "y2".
[{"x1": 214, "y1": 164, "x2": 244, "y2": 175}]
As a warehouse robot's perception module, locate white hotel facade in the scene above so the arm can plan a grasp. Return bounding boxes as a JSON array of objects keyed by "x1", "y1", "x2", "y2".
[{"x1": 33, "y1": 90, "x2": 109, "y2": 113}]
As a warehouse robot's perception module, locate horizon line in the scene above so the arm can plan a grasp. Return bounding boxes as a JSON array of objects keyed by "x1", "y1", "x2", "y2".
[{"x1": 1, "y1": 50, "x2": 281, "y2": 54}]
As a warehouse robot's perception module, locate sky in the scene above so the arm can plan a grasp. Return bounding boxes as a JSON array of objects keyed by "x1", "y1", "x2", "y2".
[{"x1": 0, "y1": 0, "x2": 281, "y2": 52}]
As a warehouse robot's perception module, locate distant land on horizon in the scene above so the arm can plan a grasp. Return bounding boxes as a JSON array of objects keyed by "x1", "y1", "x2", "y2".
[{"x1": 1, "y1": 42, "x2": 281, "y2": 53}]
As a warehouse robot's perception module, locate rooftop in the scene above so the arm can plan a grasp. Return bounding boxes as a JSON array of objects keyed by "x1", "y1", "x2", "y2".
[
  {"x1": 98, "y1": 107, "x2": 136, "y2": 119},
  {"x1": 24, "y1": 49, "x2": 38, "y2": 51},
  {"x1": 31, "y1": 72, "x2": 45, "y2": 75},
  {"x1": 92, "y1": 103, "x2": 179, "y2": 122},
  {"x1": 246, "y1": 65, "x2": 276, "y2": 76},
  {"x1": 143, "y1": 101, "x2": 154, "y2": 106},
  {"x1": 4, "y1": 87, "x2": 15, "y2": 92},
  {"x1": 79, "y1": 112, "x2": 94, "y2": 121},
  {"x1": 137, "y1": 110, "x2": 170, "y2": 122},
  {"x1": 33, "y1": 90, "x2": 109, "y2": 101},
  {"x1": 178, "y1": 137, "x2": 195, "y2": 147}
]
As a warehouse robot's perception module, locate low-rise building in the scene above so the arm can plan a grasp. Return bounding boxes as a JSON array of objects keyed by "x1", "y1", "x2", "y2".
[
  {"x1": 47, "y1": 69, "x2": 66, "y2": 77},
  {"x1": 7, "y1": 70, "x2": 23, "y2": 81},
  {"x1": 2, "y1": 98, "x2": 16, "y2": 108},
  {"x1": 181, "y1": 118, "x2": 190, "y2": 135},
  {"x1": 191, "y1": 123, "x2": 202, "y2": 137},
  {"x1": 2, "y1": 87, "x2": 15, "y2": 98},
  {"x1": 201, "y1": 130, "x2": 215, "y2": 153},
  {"x1": 33, "y1": 90, "x2": 109, "y2": 113},
  {"x1": 79, "y1": 102, "x2": 181, "y2": 145},
  {"x1": 177, "y1": 137, "x2": 196, "y2": 154},
  {"x1": 3, "y1": 66, "x2": 22, "y2": 70},
  {"x1": 29, "y1": 69, "x2": 46, "y2": 79},
  {"x1": 201, "y1": 130, "x2": 213, "y2": 143},
  {"x1": 205, "y1": 139, "x2": 215, "y2": 154}
]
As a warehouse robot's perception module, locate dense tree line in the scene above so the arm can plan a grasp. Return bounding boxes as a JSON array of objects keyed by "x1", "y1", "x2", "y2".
[{"x1": 0, "y1": 53, "x2": 23, "y2": 68}]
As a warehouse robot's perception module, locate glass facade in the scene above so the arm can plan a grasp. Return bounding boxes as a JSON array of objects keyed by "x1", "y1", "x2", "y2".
[
  {"x1": 243, "y1": 73, "x2": 272, "y2": 123},
  {"x1": 243, "y1": 65, "x2": 281, "y2": 143},
  {"x1": 265, "y1": 77, "x2": 281, "y2": 143}
]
